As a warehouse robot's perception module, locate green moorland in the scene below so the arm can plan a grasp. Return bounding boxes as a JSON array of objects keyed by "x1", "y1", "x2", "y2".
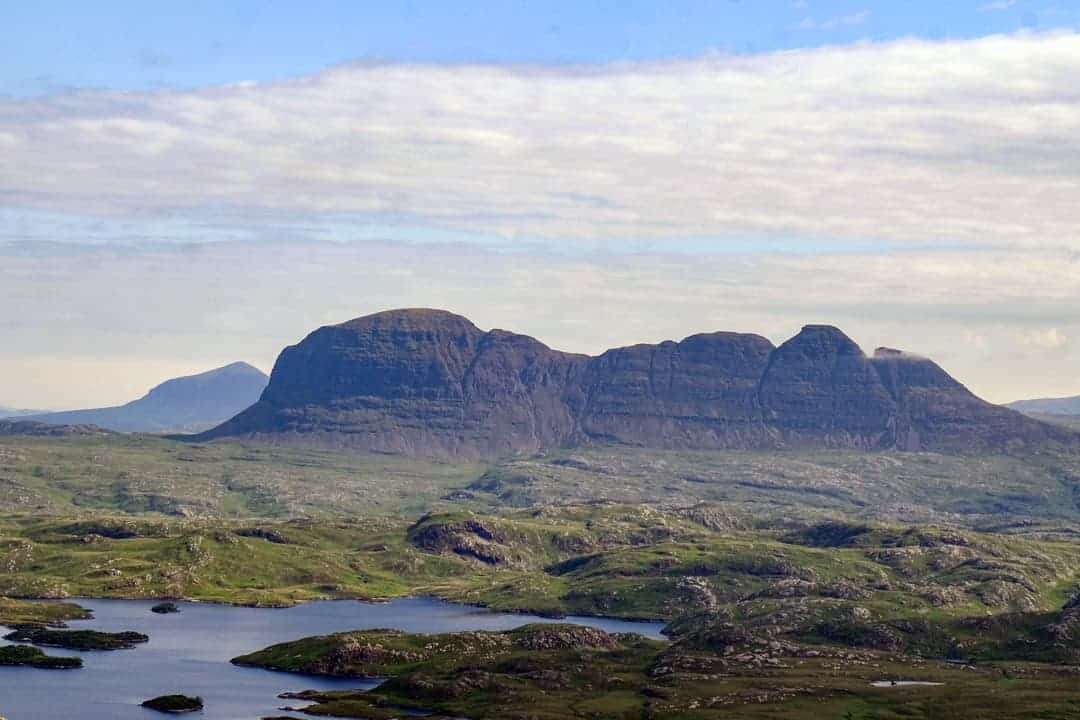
[
  {"x1": 2, "y1": 506, "x2": 1079, "y2": 618},
  {"x1": 4, "y1": 433, "x2": 1080, "y2": 716},
  {"x1": 233, "y1": 623, "x2": 1080, "y2": 720},
  {"x1": 2, "y1": 434, "x2": 1080, "y2": 528}
]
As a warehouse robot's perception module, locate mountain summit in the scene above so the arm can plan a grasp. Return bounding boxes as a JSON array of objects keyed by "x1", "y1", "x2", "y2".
[
  {"x1": 197, "y1": 310, "x2": 1077, "y2": 458},
  {"x1": 22, "y1": 362, "x2": 269, "y2": 433}
]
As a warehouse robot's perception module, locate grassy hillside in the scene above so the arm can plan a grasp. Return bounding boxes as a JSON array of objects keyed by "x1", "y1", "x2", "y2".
[
  {"x1": 2, "y1": 434, "x2": 1080, "y2": 529},
  {"x1": 0, "y1": 434, "x2": 481, "y2": 518},
  {"x1": 2, "y1": 507, "x2": 1078, "y2": 620}
]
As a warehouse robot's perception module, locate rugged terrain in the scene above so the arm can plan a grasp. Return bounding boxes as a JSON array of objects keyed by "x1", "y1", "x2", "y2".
[
  {"x1": 4, "y1": 434, "x2": 1080, "y2": 526},
  {"x1": 4, "y1": 429, "x2": 1080, "y2": 716},
  {"x1": 204, "y1": 507, "x2": 1080, "y2": 719},
  {"x1": 20, "y1": 361, "x2": 268, "y2": 433},
  {"x1": 235, "y1": 623, "x2": 1080, "y2": 720},
  {"x1": 2, "y1": 505, "x2": 1078, "y2": 621},
  {"x1": 197, "y1": 309, "x2": 1077, "y2": 458}
]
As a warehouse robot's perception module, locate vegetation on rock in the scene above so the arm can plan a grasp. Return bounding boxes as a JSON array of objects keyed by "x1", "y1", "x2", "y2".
[
  {"x1": 0, "y1": 644, "x2": 82, "y2": 669},
  {"x1": 235, "y1": 622, "x2": 1080, "y2": 720},
  {"x1": 141, "y1": 695, "x2": 204, "y2": 713},
  {"x1": 0, "y1": 597, "x2": 90, "y2": 627},
  {"x1": 3, "y1": 625, "x2": 148, "y2": 650}
]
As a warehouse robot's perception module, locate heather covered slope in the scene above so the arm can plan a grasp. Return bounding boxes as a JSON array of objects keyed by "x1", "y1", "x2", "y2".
[
  {"x1": 23, "y1": 362, "x2": 268, "y2": 433},
  {"x1": 198, "y1": 309, "x2": 1077, "y2": 458}
]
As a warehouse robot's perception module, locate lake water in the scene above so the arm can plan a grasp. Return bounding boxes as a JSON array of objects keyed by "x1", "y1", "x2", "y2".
[{"x1": 0, "y1": 597, "x2": 666, "y2": 720}]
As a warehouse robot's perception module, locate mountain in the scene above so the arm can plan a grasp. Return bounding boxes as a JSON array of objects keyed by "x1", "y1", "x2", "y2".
[
  {"x1": 1008, "y1": 395, "x2": 1080, "y2": 416},
  {"x1": 196, "y1": 309, "x2": 1078, "y2": 458},
  {"x1": 23, "y1": 362, "x2": 268, "y2": 433},
  {"x1": 0, "y1": 406, "x2": 48, "y2": 418}
]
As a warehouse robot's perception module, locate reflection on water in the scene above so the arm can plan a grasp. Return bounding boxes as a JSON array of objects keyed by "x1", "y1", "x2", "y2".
[{"x1": 0, "y1": 597, "x2": 665, "y2": 720}]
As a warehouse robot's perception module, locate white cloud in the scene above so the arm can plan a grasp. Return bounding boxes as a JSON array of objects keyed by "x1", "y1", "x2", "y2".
[
  {"x1": 964, "y1": 331, "x2": 989, "y2": 351},
  {"x1": 980, "y1": 0, "x2": 1017, "y2": 11},
  {"x1": 1021, "y1": 327, "x2": 1069, "y2": 350},
  {"x1": 1, "y1": 32, "x2": 1080, "y2": 250},
  {"x1": 4, "y1": 33, "x2": 1080, "y2": 407}
]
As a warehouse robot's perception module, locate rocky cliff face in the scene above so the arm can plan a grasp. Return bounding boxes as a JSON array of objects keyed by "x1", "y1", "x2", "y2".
[
  {"x1": 198, "y1": 309, "x2": 1078, "y2": 458},
  {"x1": 578, "y1": 332, "x2": 776, "y2": 449},
  {"x1": 759, "y1": 325, "x2": 897, "y2": 449}
]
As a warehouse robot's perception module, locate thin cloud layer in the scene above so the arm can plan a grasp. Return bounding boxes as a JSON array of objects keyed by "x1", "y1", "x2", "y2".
[
  {"x1": 2, "y1": 32, "x2": 1080, "y2": 248},
  {"x1": 1, "y1": 239, "x2": 1077, "y2": 408}
]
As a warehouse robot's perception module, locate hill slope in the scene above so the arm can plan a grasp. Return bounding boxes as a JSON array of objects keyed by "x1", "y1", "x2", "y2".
[
  {"x1": 1009, "y1": 395, "x2": 1080, "y2": 416},
  {"x1": 197, "y1": 309, "x2": 1077, "y2": 458},
  {"x1": 23, "y1": 362, "x2": 268, "y2": 433},
  {"x1": 0, "y1": 420, "x2": 113, "y2": 437}
]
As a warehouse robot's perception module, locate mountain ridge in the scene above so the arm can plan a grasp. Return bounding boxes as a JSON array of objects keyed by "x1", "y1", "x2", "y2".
[
  {"x1": 196, "y1": 309, "x2": 1078, "y2": 458},
  {"x1": 22, "y1": 362, "x2": 269, "y2": 433}
]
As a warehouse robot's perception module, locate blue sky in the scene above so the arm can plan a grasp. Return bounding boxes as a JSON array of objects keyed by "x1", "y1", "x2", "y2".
[
  {"x1": 1, "y1": 2, "x2": 1079, "y2": 408},
  {"x1": 3, "y1": 0, "x2": 1075, "y2": 95}
]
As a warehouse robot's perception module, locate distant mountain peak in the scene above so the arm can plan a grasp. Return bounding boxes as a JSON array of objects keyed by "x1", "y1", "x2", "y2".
[
  {"x1": 784, "y1": 324, "x2": 865, "y2": 354},
  {"x1": 218, "y1": 361, "x2": 264, "y2": 373},
  {"x1": 20, "y1": 362, "x2": 268, "y2": 433},
  {"x1": 196, "y1": 309, "x2": 1079, "y2": 458}
]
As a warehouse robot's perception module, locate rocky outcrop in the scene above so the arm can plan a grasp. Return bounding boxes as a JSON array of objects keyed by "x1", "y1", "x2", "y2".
[
  {"x1": 197, "y1": 309, "x2": 1078, "y2": 458},
  {"x1": 408, "y1": 516, "x2": 518, "y2": 566},
  {"x1": 510, "y1": 624, "x2": 620, "y2": 651}
]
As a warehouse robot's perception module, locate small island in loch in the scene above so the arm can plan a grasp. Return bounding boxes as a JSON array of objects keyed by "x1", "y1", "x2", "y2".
[
  {"x1": 141, "y1": 695, "x2": 204, "y2": 714},
  {"x1": 4, "y1": 625, "x2": 149, "y2": 650},
  {"x1": 151, "y1": 602, "x2": 180, "y2": 614},
  {"x1": 0, "y1": 644, "x2": 83, "y2": 669}
]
